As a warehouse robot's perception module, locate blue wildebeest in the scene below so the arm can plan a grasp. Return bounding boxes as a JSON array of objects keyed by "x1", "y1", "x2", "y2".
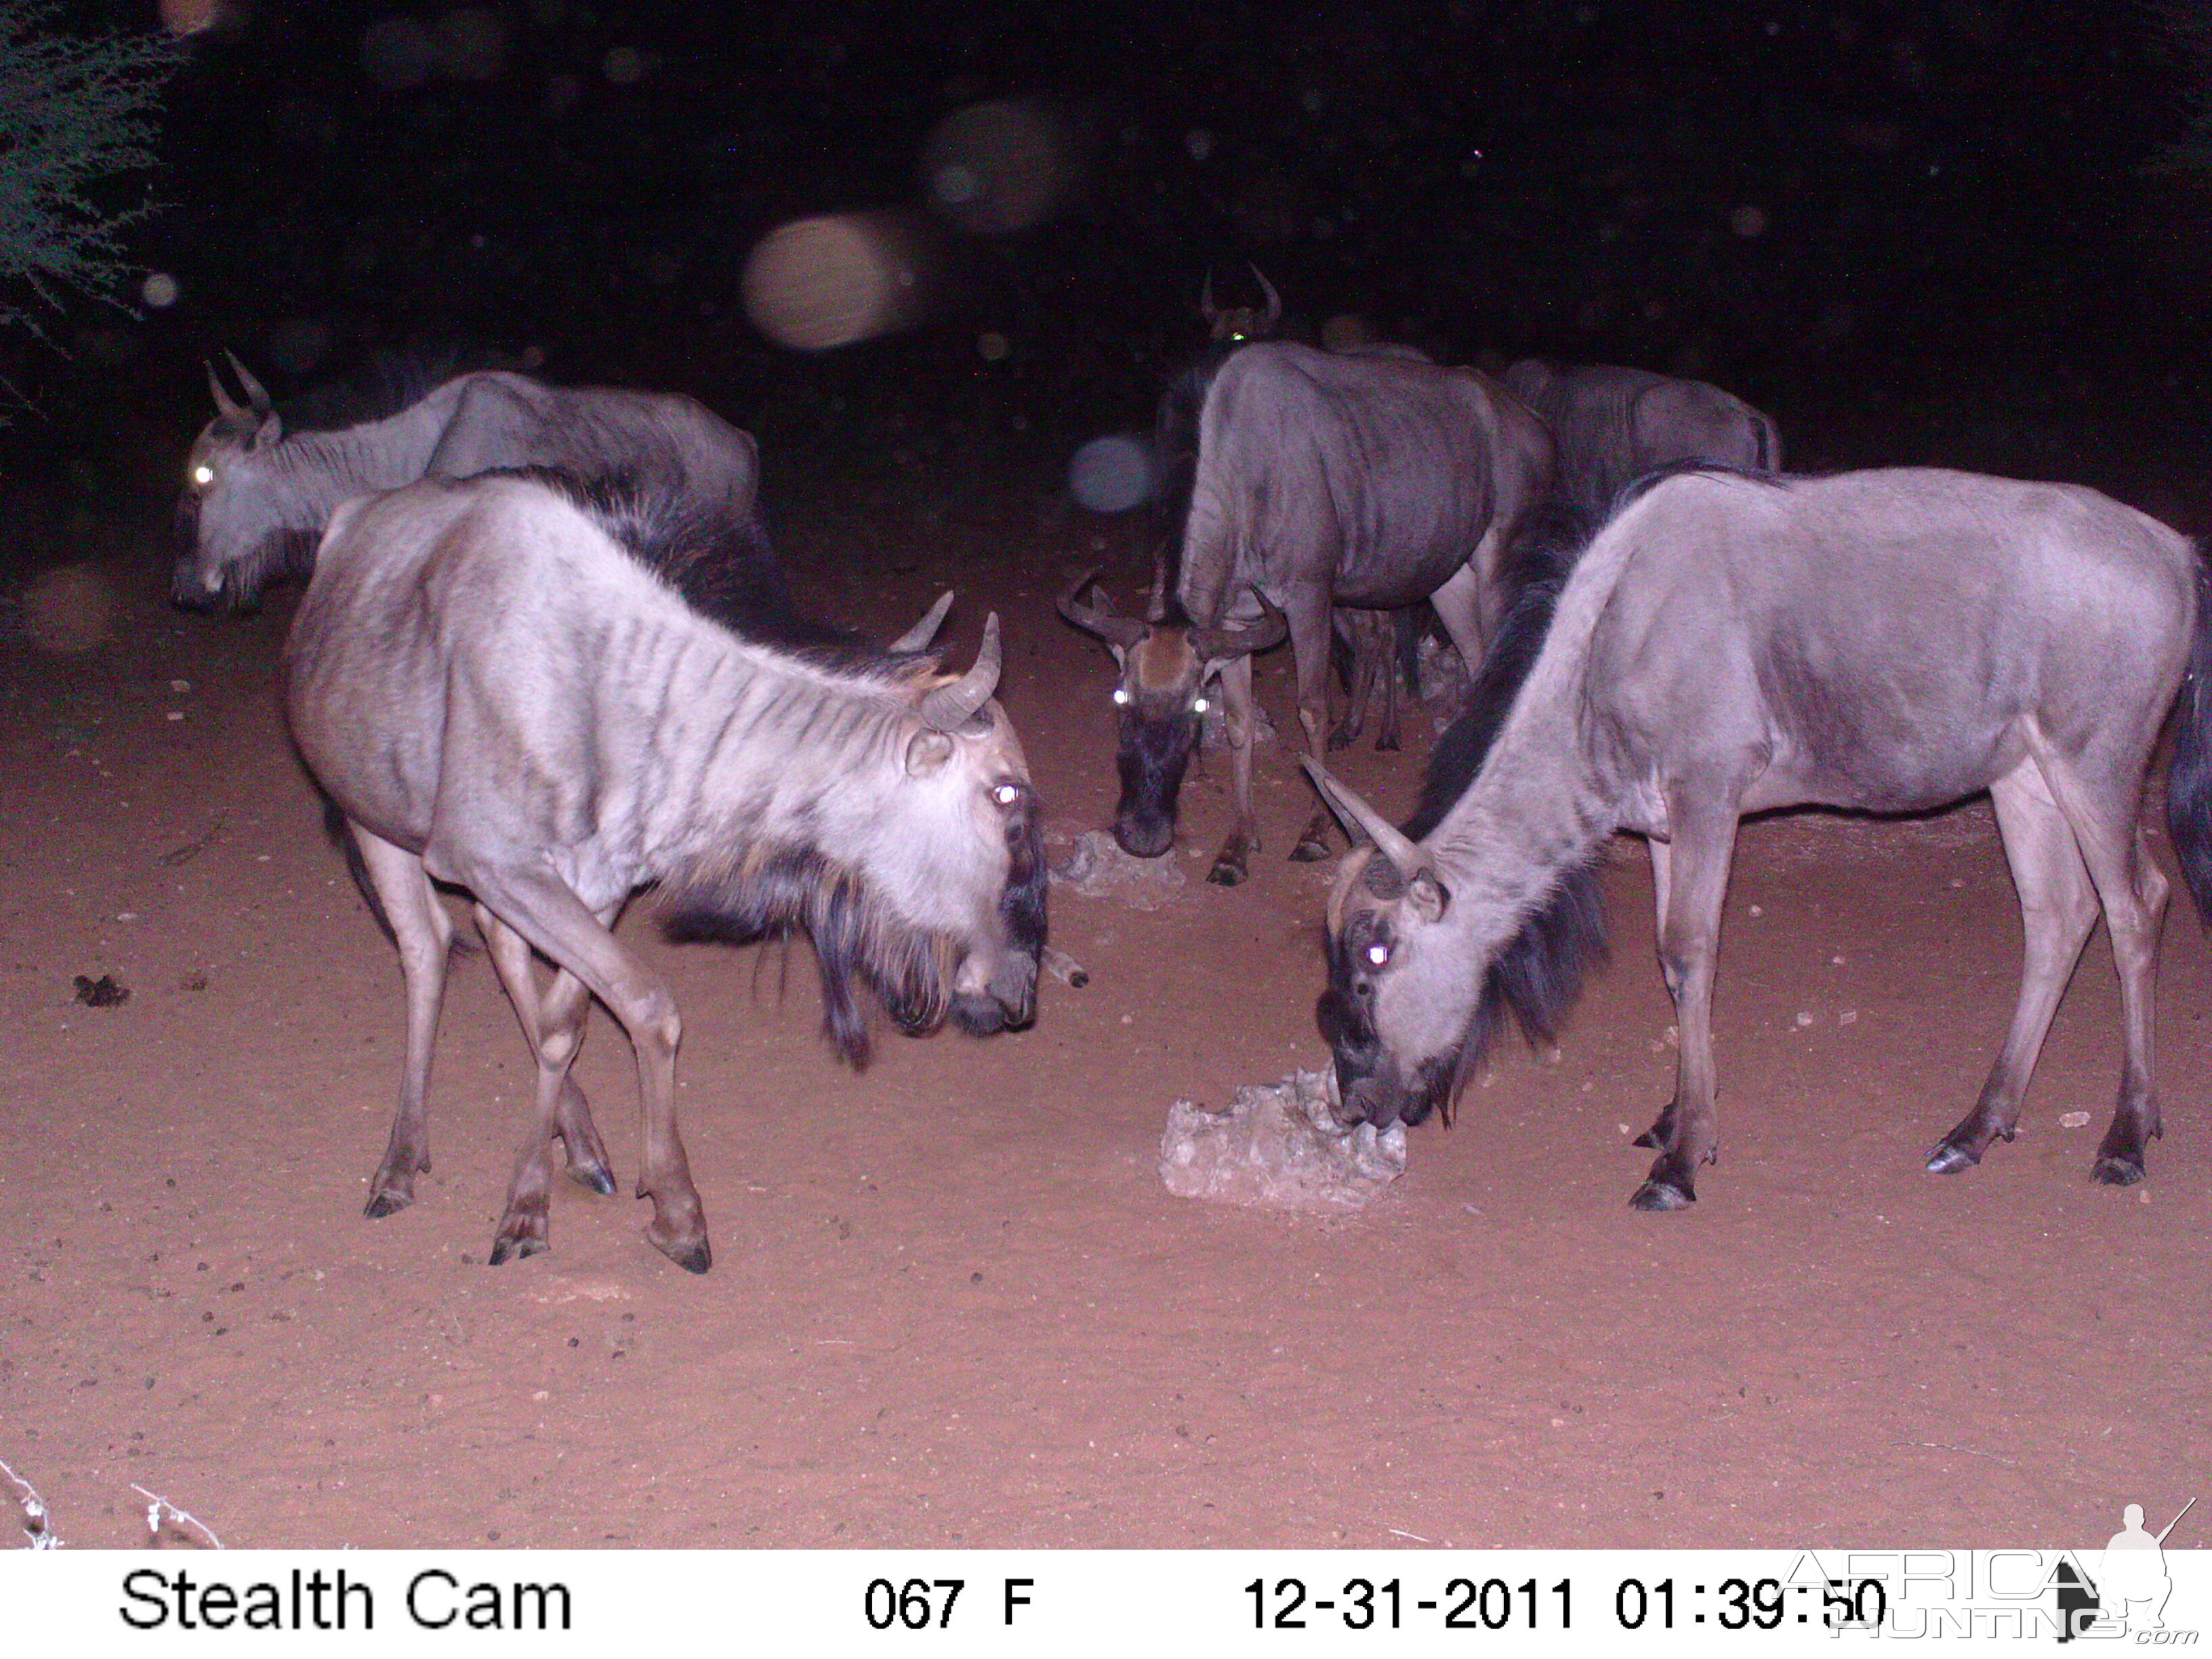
[
  {"x1": 1061, "y1": 341, "x2": 1553, "y2": 884},
  {"x1": 1500, "y1": 359, "x2": 1781, "y2": 517},
  {"x1": 176, "y1": 356, "x2": 800, "y2": 633},
  {"x1": 1311, "y1": 466, "x2": 2212, "y2": 1208},
  {"x1": 285, "y1": 468, "x2": 1044, "y2": 1272},
  {"x1": 1152, "y1": 270, "x2": 1423, "y2": 739}
]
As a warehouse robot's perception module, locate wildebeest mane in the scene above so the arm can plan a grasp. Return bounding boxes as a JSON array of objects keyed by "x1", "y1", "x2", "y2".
[
  {"x1": 1611, "y1": 456, "x2": 1788, "y2": 512},
  {"x1": 471, "y1": 465, "x2": 867, "y2": 659},
  {"x1": 276, "y1": 348, "x2": 504, "y2": 434},
  {"x1": 1389, "y1": 493, "x2": 1612, "y2": 1092}
]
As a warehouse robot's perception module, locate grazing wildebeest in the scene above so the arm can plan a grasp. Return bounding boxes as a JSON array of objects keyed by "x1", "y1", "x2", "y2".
[
  {"x1": 175, "y1": 356, "x2": 793, "y2": 628},
  {"x1": 1063, "y1": 341, "x2": 1553, "y2": 884},
  {"x1": 1311, "y1": 466, "x2": 2212, "y2": 1208},
  {"x1": 285, "y1": 468, "x2": 1044, "y2": 1272},
  {"x1": 1501, "y1": 359, "x2": 1781, "y2": 516}
]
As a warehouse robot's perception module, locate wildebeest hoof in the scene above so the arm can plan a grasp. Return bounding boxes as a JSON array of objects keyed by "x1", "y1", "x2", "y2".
[
  {"x1": 363, "y1": 1189, "x2": 414, "y2": 1220},
  {"x1": 653, "y1": 1233, "x2": 713, "y2": 1274},
  {"x1": 1207, "y1": 857, "x2": 1247, "y2": 886},
  {"x1": 566, "y1": 1157, "x2": 617, "y2": 1196},
  {"x1": 1629, "y1": 1179, "x2": 1695, "y2": 1212},
  {"x1": 1925, "y1": 1141, "x2": 1982, "y2": 1176},
  {"x1": 487, "y1": 1232, "x2": 549, "y2": 1266},
  {"x1": 2091, "y1": 1152, "x2": 2147, "y2": 1187}
]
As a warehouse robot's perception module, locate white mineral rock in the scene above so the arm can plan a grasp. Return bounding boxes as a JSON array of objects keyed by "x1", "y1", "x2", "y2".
[{"x1": 1160, "y1": 1068, "x2": 1406, "y2": 1212}]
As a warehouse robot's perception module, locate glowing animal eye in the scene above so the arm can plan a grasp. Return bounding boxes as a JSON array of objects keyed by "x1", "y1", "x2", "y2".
[
  {"x1": 1366, "y1": 943, "x2": 1390, "y2": 967},
  {"x1": 1111, "y1": 687, "x2": 1131, "y2": 706},
  {"x1": 1192, "y1": 696, "x2": 1210, "y2": 714},
  {"x1": 190, "y1": 464, "x2": 214, "y2": 487},
  {"x1": 991, "y1": 783, "x2": 1020, "y2": 807}
]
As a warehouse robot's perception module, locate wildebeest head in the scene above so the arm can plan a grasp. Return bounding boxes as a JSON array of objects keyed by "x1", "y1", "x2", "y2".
[
  {"x1": 173, "y1": 352, "x2": 295, "y2": 611},
  {"x1": 674, "y1": 608, "x2": 1047, "y2": 1063},
  {"x1": 1307, "y1": 762, "x2": 1483, "y2": 1130},
  {"x1": 893, "y1": 613, "x2": 1047, "y2": 1038},
  {"x1": 1199, "y1": 264, "x2": 1282, "y2": 345},
  {"x1": 1057, "y1": 571, "x2": 1285, "y2": 858}
]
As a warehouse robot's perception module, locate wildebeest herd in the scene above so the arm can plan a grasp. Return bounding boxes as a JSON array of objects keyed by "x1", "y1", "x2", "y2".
[{"x1": 176, "y1": 301, "x2": 2212, "y2": 1272}]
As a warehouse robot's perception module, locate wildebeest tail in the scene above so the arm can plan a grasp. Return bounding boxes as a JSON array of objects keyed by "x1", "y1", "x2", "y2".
[
  {"x1": 2166, "y1": 542, "x2": 2212, "y2": 922},
  {"x1": 1151, "y1": 345, "x2": 1236, "y2": 622}
]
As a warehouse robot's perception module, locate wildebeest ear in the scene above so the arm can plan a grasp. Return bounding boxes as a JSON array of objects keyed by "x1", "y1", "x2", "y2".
[
  {"x1": 1408, "y1": 869, "x2": 1450, "y2": 923},
  {"x1": 249, "y1": 411, "x2": 282, "y2": 449},
  {"x1": 905, "y1": 729, "x2": 954, "y2": 776}
]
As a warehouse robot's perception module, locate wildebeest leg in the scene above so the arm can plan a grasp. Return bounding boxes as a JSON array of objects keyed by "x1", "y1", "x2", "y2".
[
  {"x1": 1288, "y1": 598, "x2": 1338, "y2": 862},
  {"x1": 1329, "y1": 611, "x2": 1368, "y2": 751},
  {"x1": 2039, "y1": 761, "x2": 2171, "y2": 1185},
  {"x1": 468, "y1": 869, "x2": 712, "y2": 1272},
  {"x1": 475, "y1": 905, "x2": 617, "y2": 1197},
  {"x1": 1330, "y1": 610, "x2": 1386, "y2": 750},
  {"x1": 352, "y1": 827, "x2": 453, "y2": 1219},
  {"x1": 1632, "y1": 836, "x2": 1679, "y2": 1151},
  {"x1": 1927, "y1": 766, "x2": 2098, "y2": 1174},
  {"x1": 489, "y1": 962, "x2": 598, "y2": 1265},
  {"x1": 1631, "y1": 800, "x2": 1740, "y2": 1211},
  {"x1": 1374, "y1": 611, "x2": 1406, "y2": 753},
  {"x1": 1207, "y1": 653, "x2": 1258, "y2": 886}
]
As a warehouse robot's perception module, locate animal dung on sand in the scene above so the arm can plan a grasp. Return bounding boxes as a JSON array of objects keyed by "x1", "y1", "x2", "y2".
[{"x1": 1160, "y1": 1069, "x2": 1406, "y2": 1212}]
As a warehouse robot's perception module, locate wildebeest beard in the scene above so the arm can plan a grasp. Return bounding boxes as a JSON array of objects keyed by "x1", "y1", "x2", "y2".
[
  {"x1": 662, "y1": 845, "x2": 963, "y2": 1067},
  {"x1": 170, "y1": 497, "x2": 316, "y2": 613},
  {"x1": 663, "y1": 799, "x2": 1047, "y2": 1064},
  {"x1": 998, "y1": 790, "x2": 1049, "y2": 970}
]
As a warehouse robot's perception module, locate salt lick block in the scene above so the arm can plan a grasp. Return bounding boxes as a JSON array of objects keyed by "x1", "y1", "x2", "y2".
[{"x1": 1160, "y1": 1069, "x2": 1406, "y2": 1212}]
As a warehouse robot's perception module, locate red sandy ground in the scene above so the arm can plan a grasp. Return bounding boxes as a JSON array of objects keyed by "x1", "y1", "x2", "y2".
[{"x1": 1, "y1": 476, "x2": 2205, "y2": 1552}]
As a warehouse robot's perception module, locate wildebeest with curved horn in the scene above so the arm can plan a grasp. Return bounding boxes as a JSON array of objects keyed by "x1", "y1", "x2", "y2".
[
  {"x1": 176, "y1": 356, "x2": 806, "y2": 635},
  {"x1": 285, "y1": 468, "x2": 1044, "y2": 1272},
  {"x1": 1199, "y1": 262, "x2": 1283, "y2": 346},
  {"x1": 1063, "y1": 340, "x2": 1553, "y2": 884},
  {"x1": 1312, "y1": 466, "x2": 2212, "y2": 1208},
  {"x1": 1500, "y1": 359, "x2": 1782, "y2": 516}
]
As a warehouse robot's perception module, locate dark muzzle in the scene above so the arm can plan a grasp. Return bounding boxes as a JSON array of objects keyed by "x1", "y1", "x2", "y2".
[{"x1": 1111, "y1": 708, "x2": 1197, "y2": 859}]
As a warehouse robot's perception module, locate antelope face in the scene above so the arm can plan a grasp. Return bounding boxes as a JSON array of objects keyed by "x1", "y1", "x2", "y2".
[
  {"x1": 173, "y1": 358, "x2": 284, "y2": 609},
  {"x1": 1108, "y1": 624, "x2": 1214, "y2": 859}
]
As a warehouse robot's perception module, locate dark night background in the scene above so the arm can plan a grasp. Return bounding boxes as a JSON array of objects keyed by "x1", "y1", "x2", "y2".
[{"x1": 9, "y1": 0, "x2": 2212, "y2": 546}]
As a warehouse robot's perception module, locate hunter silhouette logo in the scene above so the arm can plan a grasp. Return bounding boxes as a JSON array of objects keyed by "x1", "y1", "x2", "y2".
[{"x1": 2057, "y1": 1497, "x2": 2197, "y2": 1641}]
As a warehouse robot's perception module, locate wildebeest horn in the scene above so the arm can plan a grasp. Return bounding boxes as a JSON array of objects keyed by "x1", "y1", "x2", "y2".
[
  {"x1": 1302, "y1": 758, "x2": 1425, "y2": 880},
  {"x1": 1189, "y1": 592, "x2": 1288, "y2": 661},
  {"x1": 205, "y1": 359, "x2": 244, "y2": 419},
  {"x1": 223, "y1": 350, "x2": 272, "y2": 413},
  {"x1": 1057, "y1": 568, "x2": 1147, "y2": 651},
  {"x1": 889, "y1": 590, "x2": 954, "y2": 653},
  {"x1": 1250, "y1": 264, "x2": 1282, "y2": 334},
  {"x1": 921, "y1": 612, "x2": 1002, "y2": 730},
  {"x1": 1198, "y1": 265, "x2": 1218, "y2": 325}
]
